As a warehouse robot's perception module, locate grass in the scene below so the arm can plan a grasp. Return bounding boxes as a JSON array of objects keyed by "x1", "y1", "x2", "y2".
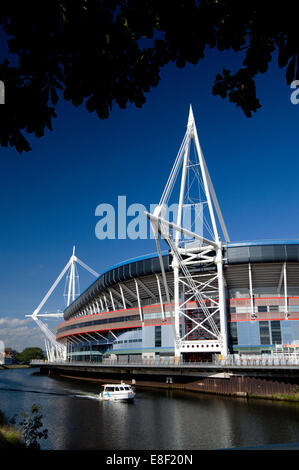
[
  {"x1": 0, "y1": 409, "x2": 24, "y2": 449},
  {"x1": 0, "y1": 425, "x2": 23, "y2": 449},
  {"x1": 276, "y1": 392, "x2": 299, "y2": 402}
]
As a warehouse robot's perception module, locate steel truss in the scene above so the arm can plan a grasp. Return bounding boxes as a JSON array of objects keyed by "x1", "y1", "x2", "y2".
[
  {"x1": 147, "y1": 106, "x2": 230, "y2": 358},
  {"x1": 26, "y1": 247, "x2": 99, "y2": 361}
]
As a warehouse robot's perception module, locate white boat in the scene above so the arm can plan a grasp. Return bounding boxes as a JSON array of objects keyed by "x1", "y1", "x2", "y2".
[{"x1": 99, "y1": 382, "x2": 135, "y2": 401}]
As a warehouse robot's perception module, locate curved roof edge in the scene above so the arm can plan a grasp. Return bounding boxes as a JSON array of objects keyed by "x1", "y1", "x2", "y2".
[
  {"x1": 64, "y1": 240, "x2": 299, "y2": 320},
  {"x1": 226, "y1": 241, "x2": 299, "y2": 265},
  {"x1": 227, "y1": 239, "x2": 299, "y2": 247},
  {"x1": 63, "y1": 251, "x2": 171, "y2": 320}
]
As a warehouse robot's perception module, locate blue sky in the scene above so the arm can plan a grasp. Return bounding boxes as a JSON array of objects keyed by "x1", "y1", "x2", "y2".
[{"x1": 1, "y1": 45, "x2": 299, "y2": 350}]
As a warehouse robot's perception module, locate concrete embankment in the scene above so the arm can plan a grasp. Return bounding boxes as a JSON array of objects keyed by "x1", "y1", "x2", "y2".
[
  {"x1": 37, "y1": 362, "x2": 299, "y2": 402},
  {"x1": 0, "y1": 364, "x2": 30, "y2": 370}
]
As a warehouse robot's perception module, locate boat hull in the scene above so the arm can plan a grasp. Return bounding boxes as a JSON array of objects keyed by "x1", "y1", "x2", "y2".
[{"x1": 99, "y1": 391, "x2": 135, "y2": 402}]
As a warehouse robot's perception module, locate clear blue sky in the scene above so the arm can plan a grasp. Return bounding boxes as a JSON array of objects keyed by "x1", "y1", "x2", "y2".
[{"x1": 1, "y1": 46, "x2": 299, "y2": 349}]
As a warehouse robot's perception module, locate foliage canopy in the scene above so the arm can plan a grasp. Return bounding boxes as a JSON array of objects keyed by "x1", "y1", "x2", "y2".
[
  {"x1": 16, "y1": 347, "x2": 44, "y2": 363},
  {"x1": 0, "y1": 1, "x2": 298, "y2": 152}
]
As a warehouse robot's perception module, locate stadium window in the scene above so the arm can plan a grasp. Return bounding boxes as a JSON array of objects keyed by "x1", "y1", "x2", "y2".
[
  {"x1": 155, "y1": 325, "x2": 162, "y2": 347},
  {"x1": 269, "y1": 305, "x2": 279, "y2": 312},
  {"x1": 258, "y1": 306, "x2": 268, "y2": 313},
  {"x1": 271, "y1": 321, "x2": 282, "y2": 344},
  {"x1": 229, "y1": 322, "x2": 238, "y2": 345},
  {"x1": 259, "y1": 321, "x2": 270, "y2": 345}
]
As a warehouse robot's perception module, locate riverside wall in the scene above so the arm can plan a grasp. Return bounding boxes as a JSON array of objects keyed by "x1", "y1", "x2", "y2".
[{"x1": 34, "y1": 361, "x2": 299, "y2": 401}]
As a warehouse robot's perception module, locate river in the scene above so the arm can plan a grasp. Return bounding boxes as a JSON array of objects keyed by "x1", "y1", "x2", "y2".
[{"x1": 0, "y1": 367, "x2": 299, "y2": 450}]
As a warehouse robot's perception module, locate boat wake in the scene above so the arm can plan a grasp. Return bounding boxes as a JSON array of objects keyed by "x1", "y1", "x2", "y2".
[
  {"x1": 0, "y1": 387, "x2": 98, "y2": 400},
  {"x1": 71, "y1": 393, "x2": 99, "y2": 400},
  {"x1": 0, "y1": 387, "x2": 71, "y2": 397},
  {"x1": 0, "y1": 387, "x2": 135, "y2": 402}
]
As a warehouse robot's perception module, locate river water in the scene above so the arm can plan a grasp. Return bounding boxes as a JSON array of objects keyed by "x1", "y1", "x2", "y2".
[{"x1": 0, "y1": 367, "x2": 299, "y2": 450}]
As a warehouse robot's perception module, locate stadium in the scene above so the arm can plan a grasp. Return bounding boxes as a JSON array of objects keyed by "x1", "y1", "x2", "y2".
[
  {"x1": 56, "y1": 242, "x2": 299, "y2": 363},
  {"x1": 53, "y1": 107, "x2": 299, "y2": 363}
]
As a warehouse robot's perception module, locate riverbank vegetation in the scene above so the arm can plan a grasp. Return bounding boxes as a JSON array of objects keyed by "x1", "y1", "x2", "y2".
[
  {"x1": 0, "y1": 410, "x2": 23, "y2": 448},
  {"x1": 0, "y1": 405, "x2": 48, "y2": 449},
  {"x1": 0, "y1": 364, "x2": 30, "y2": 370},
  {"x1": 15, "y1": 348, "x2": 44, "y2": 363},
  {"x1": 1, "y1": 347, "x2": 44, "y2": 368}
]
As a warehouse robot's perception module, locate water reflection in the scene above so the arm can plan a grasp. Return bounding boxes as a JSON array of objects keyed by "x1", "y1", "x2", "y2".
[{"x1": 0, "y1": 368, "x2": 299, "y2": 450}]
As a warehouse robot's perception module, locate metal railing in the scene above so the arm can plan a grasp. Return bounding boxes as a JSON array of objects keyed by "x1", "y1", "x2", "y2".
[
  {"x1": 31, "y1": 353, "x2": 299, "y2": 368},
  {"x1": 214, "y1": 353, "x2": 299, "y2": 368}
]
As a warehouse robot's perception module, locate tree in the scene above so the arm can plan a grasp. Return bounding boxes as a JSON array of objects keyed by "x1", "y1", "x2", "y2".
[
  {"x1": 0, "y1": 0, "x2": 298, "y2": 153},
  {"x1": 19, "y1": 405, "x2": 48, "y2": 449},
  {"x1": 15, "y1": 347, "x2": 44, "y2": 363}
]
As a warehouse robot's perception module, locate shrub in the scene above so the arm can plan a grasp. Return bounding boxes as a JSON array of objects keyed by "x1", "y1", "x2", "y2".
[{"x1": 19, "y1": 404, "x2": 48, "y2": 449}]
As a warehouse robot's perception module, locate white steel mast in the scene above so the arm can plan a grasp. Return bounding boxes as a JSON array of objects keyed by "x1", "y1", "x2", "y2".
[
  {"x1": 26, "y1": 246, "x2": 99, "y2": 361},
  {"x1": 147, "y1": 105, "x2": 230, "y2": 359}
]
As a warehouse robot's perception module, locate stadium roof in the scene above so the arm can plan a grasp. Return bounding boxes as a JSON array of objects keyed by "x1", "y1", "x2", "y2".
[{"x1": 63, "y1": 240, "x2": 299, "y2": 320}]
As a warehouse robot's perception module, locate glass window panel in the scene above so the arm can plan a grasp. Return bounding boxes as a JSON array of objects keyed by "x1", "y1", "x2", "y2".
[
  {"x1": 269, "y1": 305, "x2": 279, "y2": 312},
  {"x1": 155, "y1": 325, "x2": 162, "y2": 347},
  {"x1": 259, "y1": 321, "x2": 270, "y2": 345},
  {"x1": 271, "y1": 321, "x2": 282, "y2": 344},
  {"x1": 258, "y1": 306, "x2": 268, "y2": 313}
]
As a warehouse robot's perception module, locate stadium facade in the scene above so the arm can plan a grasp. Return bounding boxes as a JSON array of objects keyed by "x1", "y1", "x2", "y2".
[
  {"x1": 55, "y1": 107, "x2": 299, "y2": 362},
  {"x1": 56, "y1": 242, "x2": 299, "y2": 362}
]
